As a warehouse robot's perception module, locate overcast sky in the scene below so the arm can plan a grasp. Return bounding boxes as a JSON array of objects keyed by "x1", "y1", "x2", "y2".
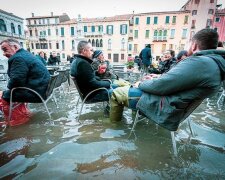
[{"x1": 1, "y1": 0, "x2": 224, "y2": 20}]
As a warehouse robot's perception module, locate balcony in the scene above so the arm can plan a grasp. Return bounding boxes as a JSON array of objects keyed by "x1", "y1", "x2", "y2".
[
  {"x1": 152, "y1": 36, "x2": 167, "y2": 42},
  {"x1": 0, "y1": 31, "x2": 26, "y2": 39},
  {"x1": 83, "y1": 32, "x2": 104, "y2": 37},
  {"x1": 39, "y1": 35, "x2": 47, "y2": 41}
]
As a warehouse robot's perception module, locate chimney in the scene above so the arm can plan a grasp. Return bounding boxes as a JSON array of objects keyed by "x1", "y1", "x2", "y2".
[
  {"x1": 51, "y1": 12, "x2": 53, "y2": 16},
  {"x1": 32, "y1": 13, "x2": 34, "y2": 17}
]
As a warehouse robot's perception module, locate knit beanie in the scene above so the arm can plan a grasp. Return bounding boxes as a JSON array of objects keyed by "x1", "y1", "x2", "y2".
[{"x1": 93, "y1": 50, "x2": 102, "y2": 59}]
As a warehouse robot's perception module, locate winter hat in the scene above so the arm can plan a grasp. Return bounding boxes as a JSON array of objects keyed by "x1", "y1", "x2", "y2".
[{"x1": 93, "y1": 50, "x2": 103, "y2": 59}]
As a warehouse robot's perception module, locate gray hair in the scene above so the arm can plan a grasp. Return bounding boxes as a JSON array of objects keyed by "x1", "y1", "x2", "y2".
[
  {"x1": 77, "y1": 41, "x2": 89, "y2": 54},
  {"x1": 0, "y1": 38, "x2": 22, "y2": 49}
]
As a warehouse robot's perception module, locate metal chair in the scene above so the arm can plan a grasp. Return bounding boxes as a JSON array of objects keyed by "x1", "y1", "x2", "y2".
[
  {"x1": 129, "y1": 99, "x2": 203, "y2": 156},
  {"x1": 0, "y1": 59, "x2": 9, "y2": 86},
  {"x1": 71, "y1": 76, "x2": 110, "y2": 123},
  {"x1": 217, "y1": 82, "x2": 225, "y2": 107},
  {"x1": 8, "y1": 73, "x2": 59, "y2": 122}
]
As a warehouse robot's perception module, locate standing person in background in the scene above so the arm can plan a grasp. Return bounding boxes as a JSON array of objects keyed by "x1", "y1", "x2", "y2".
[
  {"x1": 139, "y1": 44, "x2": 152, "y2": 73},
  {"x1": 36, "y1": 51, "x2": 47, "y2": 66},
  {"x1": 48, "y1": 51, "x2": 60, "y2": 66}
]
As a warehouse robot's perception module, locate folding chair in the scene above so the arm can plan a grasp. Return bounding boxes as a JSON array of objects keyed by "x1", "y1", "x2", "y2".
[
  {"x1": 71, "y1": 76, "x2": 110, "y2": 123},
  {"x1": 8, "y1": 73, "x2": 59, "y2": 122},
  {"x1": 0, "y1": 59, "x2": 9, "y2": 86},
  {"x1": 129, "y1": 99, "x2": 203, "y2": 156},
  {"x1": 53, "y1": 69, "x2": 68, "y2": 95}
]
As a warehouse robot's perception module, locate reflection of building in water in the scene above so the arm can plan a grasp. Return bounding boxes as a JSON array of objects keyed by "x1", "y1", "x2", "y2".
[{"x1": 24, "y1": 0, "x2": 220, "y2": 62}]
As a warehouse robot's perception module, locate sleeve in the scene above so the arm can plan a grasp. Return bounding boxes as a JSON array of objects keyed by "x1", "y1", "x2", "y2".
[
  {"x1": 8, "y1": 58, "x2": 29, "y2": 89},
  {"x1": 138, "y1": 59, "x2": 202, "y2": 95},
  {"x1": 77, "y1": 61, "x2": 110, "y2": 89}
]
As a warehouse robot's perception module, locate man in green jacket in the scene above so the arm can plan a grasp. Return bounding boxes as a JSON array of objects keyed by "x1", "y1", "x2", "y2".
[{"x1": 110, "y1": 28, "x2": 225, "y2": 131}]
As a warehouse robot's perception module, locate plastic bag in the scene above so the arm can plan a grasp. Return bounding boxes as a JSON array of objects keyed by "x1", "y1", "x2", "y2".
[{"x1": 0, "y1": 96, "x2": 32, "y2": 127}]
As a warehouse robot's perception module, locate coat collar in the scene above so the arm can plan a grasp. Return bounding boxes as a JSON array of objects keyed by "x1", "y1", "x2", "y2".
[{"x1": 77, "y1": 54, "x2": 93, "y2": 64}]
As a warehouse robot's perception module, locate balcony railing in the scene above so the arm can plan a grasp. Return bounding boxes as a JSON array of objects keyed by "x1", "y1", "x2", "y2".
[
  {"x1": 0, "y1": 31, "x2": 26, "y2": 39},
  {"x1": 83, "y1": 32, "x2": 104, "y2": 37}
]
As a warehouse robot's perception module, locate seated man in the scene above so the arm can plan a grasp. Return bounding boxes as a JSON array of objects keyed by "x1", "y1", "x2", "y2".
[
  {"x1": 0, "y1": 38, "x2": 50, "y2": 103},
  {"x1": 110, "y1": 28, "x2": 225, "y2": 131},
  {"x1": 0, "y1": 38, "x2": 50, "y2": 126},
  {"x1": 70, "y1": 41, "x2": 111, "y2": 102}
]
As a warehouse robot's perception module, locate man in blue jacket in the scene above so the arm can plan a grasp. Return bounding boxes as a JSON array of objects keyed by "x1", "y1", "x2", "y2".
[
  {"x1": 0, "y1": 38, "x2": 50, "y2": 102},
  {"x1": 110, "y1": 29, "x2": 225, "y2": 131},
  {"x1": 139, "y1": 44, "x2": 152, "y2": 73},
  {"x1": 70, "y1": 41, "x2": 111, "y2": 102}
]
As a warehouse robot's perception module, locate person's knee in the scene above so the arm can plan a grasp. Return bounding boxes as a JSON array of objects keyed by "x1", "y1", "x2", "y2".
[{"x1": 111, "y1": 86, "x2": 129, "y2": 106}]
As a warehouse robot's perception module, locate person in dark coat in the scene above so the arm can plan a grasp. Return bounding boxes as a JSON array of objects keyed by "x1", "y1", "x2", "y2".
[
  {"x1": 91, "y1": 50, "x2": 117, "y2": 80},
  {"x1": 139, "y1": 44, "x2": 152, "y2": 73},
  {"x1": 36, "y1": 51, "x2": 47, "y2": 66},
  {"x1": 109, "y1": 28, "x2": 225, "y2": 131},
  {"x1": 0, "y1": 38, "x2": 50, "y2": 103},
  {"x1": 70, "y1": 41, "x2": 111, "y2": 102},
  {"x1": 158, "y1": 50, "x2": 176, "y2": 74},
  {"x1": 48, "y1": 51, "x2": 60, "y2": 65}
]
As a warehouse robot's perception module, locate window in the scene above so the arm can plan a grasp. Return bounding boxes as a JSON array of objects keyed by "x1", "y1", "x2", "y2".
[
  {"x1": 91, "y1": 26, "x2": 95, "y2": 32},
  {"x1": 49, "y1": 42, "x2": 52, "y2": 49},
  {"x1": 162, "y1": 44, "x2": 166, "y2": 53},
  {"x1": 145, "y1": 30, "x2": 150, "y2": 38},
  {"x1": 184, "y1": 15, "x2": 189, "y2": 24},
  {"x1": 42, "y1": 19, "x2": 45, "y2": 24},
  {"x1": 135, "y1": 17, "x2": 139, "y2": 25},
  {"x1": 195, "y1": 0, "x2": 200, "y2": 4},
  {"x1": 134, "y1": 30, "x2": 138, "y2": 38},
  {"x1": 11, "y1": 23, "x2": 15, "y2": 34},
  {"x1": 62, "y1": 40, "x2": 65, "y2": 50},
  {"x1": 170, "y1": 29, "x2": 175, "y2": 39},
  {"x1": 215, "y1": 17, "x2": 220, "y2": 22},
  {"x1": 121, "y1": 54, "x2": 125, "y2": 60},
  {"x1": 100, "y1": 39, "x2": 103, "y2": 47},
  {"x1": 210, "y1": 0, "x2": 214, "y2": 3},
  {"x1": 172, "y1": 16, "x2": 176, "y2": 24},
  {"x1": 191, "y1": 20, "x2": 196, "y2": 29},
  {"x1": 56, "y1": 42, "x2": 59, "y2": 49},
  {"x1": 48, "y1": 29, "x2": 51, "y2": 36},
  {"x1": 158, "y1": 30, "x2": 162, "y2": 40},
  {"x1": 29, "y1": 29, "x2": 33, "y2": 36},
  {"x1": 34, "y1": 20, "x2": 37, "y2": 25},
  {"x1": 192, "y1": 10, "x2": 197, "y2": 15},
  {"x1": 169, "y1": 44, "x2": 173, "y2": 50},
  {"x1": 120, "y1": 24, "x2": 127, "y2": 35},
  {"x1": 61, "y1": 27, "x2": 64, "y2": 36},
  {"x1": 121, "y1": 38, "x2": 125, "y2": 50},
  {"x1": 72, "y1": 40, "x2": 75, "y2": 50},
  {"x1": 55, "y1": 18, "x2": 59, "y2": 24},
  {"x1": 154, "y1": 17, "x2": 158, "y2": 24},
  {"x1": 47, "y1": 19, "x2": 50, "y2": 24},
  {"x1": 206, "y1": 19, "x2": 212, "y2": 28},
  {"x1": 92, "y1": 39, "x2": 95, "y2": 47},
  {"x1": 96, "y1": 39, "x2": 99, "y2": 47},
  {"x1": 134, "y1": 44, "x2": 138, "y2": 53},
  {"x1": 108, "y1": 39, "x2": 112, "y2": 50},
  {"x1": 98, "y1": 25, "x2": 103, "y2": 32},
  {"x1": 35, "y1": 43, "x2": 40, "y2": 49},
  {"x1": 146, "y1": 17, "x2": 150, "y2": 24},
  {"x1": 71, "y1": 27, "x2": 75, "y2": 36},
  {"x1": 107, "y1": 25, "x2": 113, "y2": 35},
  {"x1": 128, "y1": 44, "x2": 132, "y2": 51},
  {"x1": 18, "y1": 25, "x2": 22, "y2": 35},
  {"x1": 84, "y1": 26, "x2": 87, "y2": 32},
  {"x1": 31, "y1": 43, "x2": 34, "y2": 49},
  {"x1": 163, "y1": 30, "x2": 167, "y2": 40},
  {"x1": 165, "y1": 16, "x2": 170, "y2": 24},
  {"x1": 108, "y1": 53, "x2": 111, "y2": 59},
  {"x1": 39, "y1": 19, "x2": 41, "y2": 24},
  {"x1": 208, "y1": 9, "x2": 214, "y2": 14},
  {"x1": 55, "y1": 28, "x2": 58, "y2": 36},
  {"x1": 0, "y1": 19, "x2": 7, "y2": 32},
  {"x1": 153, "y1": 30, "x2": 158, "y2": 40},
  {"x1": 35, "y1": 29, "x2": 38, "y2": 36},
  {"x1": 182, "y1": 29, "x2": 187, "y2": 38}
]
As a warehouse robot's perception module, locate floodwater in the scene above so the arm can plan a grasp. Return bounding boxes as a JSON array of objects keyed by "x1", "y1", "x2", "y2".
[{"x1": 0, "y1": 81, "x2": 225, "y2": 179}]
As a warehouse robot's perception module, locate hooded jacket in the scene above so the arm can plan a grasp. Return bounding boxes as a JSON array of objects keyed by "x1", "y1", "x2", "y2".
[{"x1": 137, "y1": 50, "x2": 225, "y2": 131}]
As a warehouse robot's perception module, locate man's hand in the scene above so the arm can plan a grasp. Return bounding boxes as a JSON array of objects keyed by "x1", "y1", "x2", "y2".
[
  {"x1": 98, "y1": 64, "x2": 107, "y2": 74},
  {"x1": 133, "y1": 81, "x2": 141, "y2": 88}
]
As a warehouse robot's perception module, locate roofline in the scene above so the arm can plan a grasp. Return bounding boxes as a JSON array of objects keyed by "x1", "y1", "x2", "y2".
[
  {"x1": 0, "y1": 9, "x2": 24, "y2": 20},
  {"x1": 136, "y1": 10, "x2": 190, "y2": 16},
  {"x1": 26, "y1": 15, "x2": 60, "y2": 20}
]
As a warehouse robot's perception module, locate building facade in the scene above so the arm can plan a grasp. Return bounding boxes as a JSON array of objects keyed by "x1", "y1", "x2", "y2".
[
  {"x1": 25, "y1": 0, "x2": 222, "y2": 63},
  {"x1": 213, "y1": 8, "x2": 225, "y2": 44},
  {"x1": 0, "y1": 9, "x2": 26, "y2": 59}
]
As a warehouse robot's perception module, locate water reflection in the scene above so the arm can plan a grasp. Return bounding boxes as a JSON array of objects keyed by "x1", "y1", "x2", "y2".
[{"x1": 0, "y1": 83, "x2": 225, "y2": 179}]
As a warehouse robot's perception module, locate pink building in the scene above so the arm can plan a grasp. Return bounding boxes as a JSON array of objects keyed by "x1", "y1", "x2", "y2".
[{"x1": 213, "y1": 8, "x2": 225, "y2": 44}]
